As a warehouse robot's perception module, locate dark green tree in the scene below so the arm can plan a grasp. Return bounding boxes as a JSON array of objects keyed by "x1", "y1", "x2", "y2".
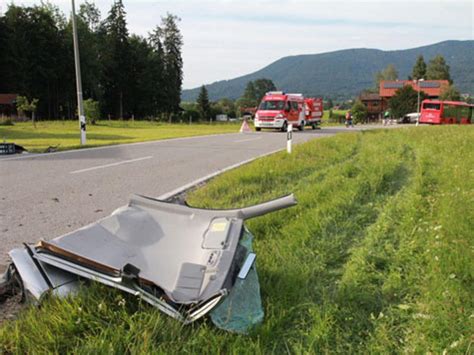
[
  {"x1": 0, "y1": 2, "x2": 183, "y2": 120},
  {"x1": 70, "y1": 2, "x2": 102, "y2": 102},
  {"x1": 102, "y1": 0, "x2": 131, "y2": 118},
  {"x1": 148, "y1": 28, "x2": 166, "y2": 117},
  {"x1": 426, "y1": 55, "x2": 452, "y2": 83},
  {"x1": 389, "y1": 85, "x2": 427, "y2": 119},
  {"x1": 412, "y1": 55, "x2": 427, "y2": 80},
  {"x1": 242, "y1": 81, "x2": 257, "y2": 106},
  {"x1": 241, "y1": 78, "x2": 276, "y2": 106},
  {"x1": 127, "y1": 35, "x2": 156, "y2": 118},
  {"x1": 197, "y1": 85, "x2": 211, "y2": 121},
  {"x1": 0, "y1": 17, "x2": 13, "y2": 93},
  {"x1": 78, "y1": 1, "x2": 101, "y2": 32},
  {"x1": 158, "y1": 14, "x2": 183, "y2": 121},
  {"x1": 4, "y1": 4, "x2": 70, "y2": 118},
  {"x1": 214, "y1": 98, "x2": 236, "y2": 117},
  {"x1": 252, "y1": 78, "x2": 277, "y2": 103}
]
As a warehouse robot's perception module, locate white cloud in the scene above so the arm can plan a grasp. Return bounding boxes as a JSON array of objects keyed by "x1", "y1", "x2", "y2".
[{"x1": 3, "y1": 0, "x2": 473, "y2": 88}]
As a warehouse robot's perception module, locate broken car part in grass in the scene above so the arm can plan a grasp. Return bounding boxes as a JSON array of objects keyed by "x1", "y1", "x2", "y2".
[
  {"x1": 0, "y1": 142, "x2": 27, "y2": 155},
  {"x1": 0, "y1": 194, "x2": 297, "y2": 332}
]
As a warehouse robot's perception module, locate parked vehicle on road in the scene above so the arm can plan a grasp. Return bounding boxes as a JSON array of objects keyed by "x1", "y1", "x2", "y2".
[
  {"x1": 419, "y1": 100, "x2": 473, "y2": 124},
  {"x1": 304, "y1": 98, "x2": 323, "y2": 129},
  {"x1": 254, "y1": 92, "x2": 323, "y2": 131},
  {"x1": 398, "y1": 112, "x2": 420, "y2": 124}
]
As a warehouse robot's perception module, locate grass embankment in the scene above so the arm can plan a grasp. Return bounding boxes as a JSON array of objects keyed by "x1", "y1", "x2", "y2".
[
  {"x1": 0, "y1": 120, "x2": 240, "y2": 152},
  {"x1": 1, "y1": 126, "x2": 472, "y2": 353}
]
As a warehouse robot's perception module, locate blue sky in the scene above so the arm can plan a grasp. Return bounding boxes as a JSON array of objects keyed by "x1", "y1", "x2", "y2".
[{"x1": 3, "y1": 0, "x2": 473, "y2": 88}]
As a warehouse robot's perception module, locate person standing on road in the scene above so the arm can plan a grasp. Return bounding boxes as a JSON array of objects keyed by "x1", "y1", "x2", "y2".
[
  {"x1": 383, "y1": 110, "x2": 391, "y2": 126},
  {"x1": 345, "y1": 110, "x2": 353, "y2": 128}
]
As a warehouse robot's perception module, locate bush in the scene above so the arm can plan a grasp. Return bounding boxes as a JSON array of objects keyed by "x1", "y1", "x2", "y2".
[
  {"x1": 83, "y1": 99, "x2": 100, "y2": 125},
  {"x1": 351, "y1": 100, "x2": 368, "y2": 124},
  {"x1": 0, "y1": 117, "x2": 14, "y2": 126},
  {"x1": 183, "y1": 109, "x2": 200, "y2": 122},
  {"x1": 439, "y1": 85, "x2": 461, "y2": 101}
]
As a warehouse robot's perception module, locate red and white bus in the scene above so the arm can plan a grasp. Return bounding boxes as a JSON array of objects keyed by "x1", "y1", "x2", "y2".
[
  {"x1": 419, "y1": 100, "x2": 473, "y2": 125},
  {"x1": 254, "y1": 92, "x2": 323, "y2": 131}
]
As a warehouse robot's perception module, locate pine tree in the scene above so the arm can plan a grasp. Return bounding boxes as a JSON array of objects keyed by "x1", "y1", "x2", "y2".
[
  {"x1": 197, "y1": 85, "x2": 211, "y2": 121},
  {"x1": 75, "y1": 2, "x2": 102, "y2": 102},
  {"x1": 78, "y1": 1, "x2": 101, "y2": 32},
  {"x1": 128, "y1": 35, "x2": 156, "y2": 118},
  {"x1": 158, "y1": 14, "x2": 183, "y2": 121},
  {"x1": 102, "y1": 0, "x2": 131, "y2": 118},
  {"x1": 426, "y1": 55, "x2": 452, "y2": 83},
  {"x1": 412, "y1": 55, "x2": 427, "y2": 80},
  {"x1": 149, "y1": 27, "x2": 166, "y2": 117}
]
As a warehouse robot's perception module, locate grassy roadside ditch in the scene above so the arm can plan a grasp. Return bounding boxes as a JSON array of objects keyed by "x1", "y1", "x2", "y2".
[{"x1": 1, "y1": 126, "x2": 472, "y2": 353}]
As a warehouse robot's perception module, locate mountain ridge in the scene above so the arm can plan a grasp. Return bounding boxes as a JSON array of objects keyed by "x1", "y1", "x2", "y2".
[{"x1": 182, "y1": 40, "x2": 474, "y2": 101}]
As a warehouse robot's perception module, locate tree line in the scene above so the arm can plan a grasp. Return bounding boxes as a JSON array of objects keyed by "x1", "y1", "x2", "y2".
[
  {"x1": 0, "y1": 1, "x2": 183, "y2": 121},
  {"x1": 184, "y1": 78, "x2": 276, "y2": 121}
]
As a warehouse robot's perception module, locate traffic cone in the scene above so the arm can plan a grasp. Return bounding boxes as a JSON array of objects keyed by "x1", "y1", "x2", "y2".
[{"x1": 239, "y1": 118, "x2": 252, "y2": 133}]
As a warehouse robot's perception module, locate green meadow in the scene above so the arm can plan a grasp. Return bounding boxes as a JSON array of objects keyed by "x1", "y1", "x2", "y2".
[
  {"x1": 1, "y1": 126, "x2": 472, "y2": 353},
  {"x1": 0, "y1": 120, "x2": 241, "y2": 152}
]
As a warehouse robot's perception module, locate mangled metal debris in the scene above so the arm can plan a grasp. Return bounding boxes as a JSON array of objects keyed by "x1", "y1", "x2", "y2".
[
  {"x1": 0, "y1": 142, "x2": 27, "y2": 155},
  {"x1": 1, "y1": 194, "x2": 296, "y2": 332}
]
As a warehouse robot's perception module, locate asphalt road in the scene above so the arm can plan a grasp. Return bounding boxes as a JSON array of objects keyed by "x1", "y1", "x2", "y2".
[{"x1": 0, "y1": 125, "x2": 388, "y2": 265}]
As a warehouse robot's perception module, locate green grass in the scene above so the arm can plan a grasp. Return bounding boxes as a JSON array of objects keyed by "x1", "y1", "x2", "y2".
[
  {"x1": 322, "y1": 109, "x2": 348, "y2": 125},
  {"x1": 0, "y1": 120, "x2": 241, "y2": 152},
  {"x1": 1, "y1": 126, "x2": 472, "y2": 353},
  {"x1": 323, "y1": 109, "x2": 348, "y2": 119}
]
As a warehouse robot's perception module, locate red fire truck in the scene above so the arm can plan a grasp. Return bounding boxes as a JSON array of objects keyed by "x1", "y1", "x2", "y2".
[
  {"x1": 419, "y1": 100, "x2": 473, "y2": 124},
  {"x1": 254, "y1": 92, "x2": 323, "y2": 131},
  {"x1": 304, "y1": 98, "x2": 323, "y2": 128}
]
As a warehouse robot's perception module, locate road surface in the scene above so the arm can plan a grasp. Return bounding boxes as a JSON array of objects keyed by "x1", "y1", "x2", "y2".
[{"x1": 0, "y1": 125, "x2": 389, "y2": 265}]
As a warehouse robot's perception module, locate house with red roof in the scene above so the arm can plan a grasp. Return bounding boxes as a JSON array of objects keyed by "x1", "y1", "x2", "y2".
[
  {"x1": 379, "y1": 80, "x2": 449, "y2": 99},
  {"x1": 360, "y1": 80, "x2": 449, "y2": 120},
  {"x1": 0, "y1": 94, "x2": 18, "y2": 116},
  {"x1": 359, "y1": 92, "x2": 387, "y2": 121}
]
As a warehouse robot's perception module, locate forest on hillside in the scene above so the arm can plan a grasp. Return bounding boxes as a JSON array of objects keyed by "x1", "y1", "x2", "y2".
[{"x1": 182, "y1": 40, "x2": 474, "y2": 102}]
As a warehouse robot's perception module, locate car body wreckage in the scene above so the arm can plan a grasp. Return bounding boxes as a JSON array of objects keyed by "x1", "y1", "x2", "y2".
[{"x1": 1, "y1": 193, "x2": 296, "y2": 332}]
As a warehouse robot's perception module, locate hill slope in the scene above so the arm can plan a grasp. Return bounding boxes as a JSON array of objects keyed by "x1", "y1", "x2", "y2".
[{"x1": 182, "y1": 40, "x2": 473, "y2": 101}]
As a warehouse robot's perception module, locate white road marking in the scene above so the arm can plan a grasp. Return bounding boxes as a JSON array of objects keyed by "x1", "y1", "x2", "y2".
[
  {"x1": 233, "y1": 137, "x2": 262, "y2": 143},
  {"x1": 70, "y1": 156, "x2": 153, "y2": 174},
  {"x1": 0, "y1": 132, "x2": 239, "y2": 162}
]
